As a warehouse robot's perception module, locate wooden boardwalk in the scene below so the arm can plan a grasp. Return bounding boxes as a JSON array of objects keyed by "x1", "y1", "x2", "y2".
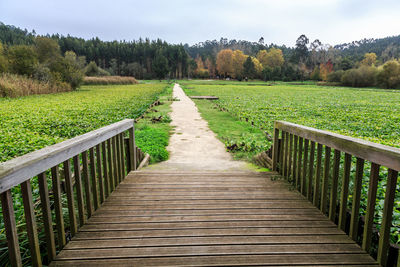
[{"x1": 50, "y1": 171, "x2": 378, "y2": 266}]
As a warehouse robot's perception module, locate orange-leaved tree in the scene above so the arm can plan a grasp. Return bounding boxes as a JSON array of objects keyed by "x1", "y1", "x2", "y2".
[{"x1": 216, "y1": 49, "x2": 234, "y2": 78}]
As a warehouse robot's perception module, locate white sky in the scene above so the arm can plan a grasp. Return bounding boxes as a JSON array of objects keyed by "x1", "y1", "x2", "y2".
[{"x1": 1, "y1": 0, "x2": 400, "y2": 46}]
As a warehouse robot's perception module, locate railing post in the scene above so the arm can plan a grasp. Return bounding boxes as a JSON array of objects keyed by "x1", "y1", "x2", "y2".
[
  {"x1": 1, "y1": 190, "x2": 22, "y2": 267},
  {"x1": 129, "y1": 124, "x2": 136, "y2": 171},
  {"x1": 272, "y1": 123, "x2": 279, "y2": 171}
]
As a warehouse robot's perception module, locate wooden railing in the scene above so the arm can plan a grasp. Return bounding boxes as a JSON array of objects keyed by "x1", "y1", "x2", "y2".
[
  {"x1": 272, "y1": 121, "x2": 400, "y2": 267},
  {"x1": 0, "y1": 119, "x2": 146, "y2": 266}
]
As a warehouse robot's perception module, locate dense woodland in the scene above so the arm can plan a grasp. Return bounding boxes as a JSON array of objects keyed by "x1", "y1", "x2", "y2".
[{"x1": 1, "y1": 22, "x2": 400, "y2": 88}]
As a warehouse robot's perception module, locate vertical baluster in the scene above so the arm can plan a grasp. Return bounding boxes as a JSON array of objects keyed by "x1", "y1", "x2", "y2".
[
  {"x1": 283, "y1": 132, "x2": 289, "y2": 178},
  {"x1": 20, "y1": 180, "x2": 41, "y2": 266},
  {"x1": 115, "y1": 134, "x2": 121, "y2": 183},
  {"x1": 96, "y1": 144, "x2": 105, "y2": 203},
  {"x1": 288, "y1": 134, "x2": 293, "y2": 182},
  {"x1": 296, "y1": 137, "x2": 303, "y2": 190},
  {"x1": 89, "y1": 148, "x2": 99, "y2": 210},
  {"x1": 112, "y1": 136, "x2": 119, "y2": 186},
  {"x1": 125, "y1": 137, "x2": 131, "y2": 173},
  {"x1": 329, "y1": 150, "x2": 341, "y2": 222},
  {"x1": 301, "y1": 139, "x2": 309, "y2": 196},
  {"x1": 129, "y1": 126, "x2": 136, "y2": 171},
  {"x1": 307, "y1": 141, "x2": 315, "y2": 201},
  {"x1": 349, "y1": 158, "x2": 365, "y2": 240},
  {"x1": 82, "y1": 151, "x2": 93, "y2": 218},
  {"x1": 320, "y1": 146, "x2": 331, "y2": 214},
  {"x1": 362, "y1": 163, "x2": 380, "y2": 252},
  {"x1": 73, "y1": 155, "x2": 86, "y2": 226},
  {"x1": 120, "y1": 133, "x2": 126, "y2": 178},
  {"x1": 377, "y1": 169, "x2": 398, "y2": 266},
  {"x1": 338, "y1": 153, "x2": 352, "y2": 231},
  {"x1": 292, "y1": 135, "x2": 298, "y2": 185},
  {"x1": 51, "y1": 165, "x2": 66, "y2": 249},
  {"x1": 279, "y1": 131, "x2": 285, "y2": 175},
  {"x1": 63, "y1": 159, "x2": 77, "y2": 236},
  {"x1": 313, "y1": 144, "x2": 323, "y2": 207},
  {"x1": 38, "y1": 172, "x2": 57, "y2": 262},
  {"x1": 102, "y1": 141, "x2": 109, "y2": 197},
  {"x1": 107, "y1": 138, "x2": 114, "y2": 192},
  {"x1": 0, "y1": 190, "x2": 22, "y2": 267}
]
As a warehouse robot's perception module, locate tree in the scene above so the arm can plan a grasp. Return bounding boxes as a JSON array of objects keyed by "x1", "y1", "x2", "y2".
[
  {"x1": 232, "y1": 50, "x2": 246, "y2": 79},
  {"x1": 251, "y1": 57, "x2": 263, "y2": 78},
  {"x1": 0, "y1": 42, "x2": 8, "y2": 73},
  {"x1": 204, "y1": 57, "x2": 215, "y2": 77},
  {"x1": 257, "y1": 48, "x2": 284, "y2": 68},
  {"x1": 292, "y1": 34, "x2": 309, "y2": 64},
  {"x1": 361, "y1": 52, "x2": 377, "y2": 66},
  {"x1": 243, "y1": 56, "x2": 255, "y2": 79},
  {"x1": 377, "y1": 60, "x2": 400, "y2": 88},
  {"x1": 153, "y1": 50, "x2": 169, "y2": 79},
  {"x1": 8, "y1": 45, "x2": 38, "y2": 76},
  {"x1": 35, "y1": 37, "x2": 61, "y2": 63},
  {"x1": 216, "y1": 49, "x2": 234, "y2": 78}
]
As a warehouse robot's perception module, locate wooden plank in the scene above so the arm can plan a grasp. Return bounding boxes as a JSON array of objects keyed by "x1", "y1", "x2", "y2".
[
  {"x1": 106, "y1": 139, "x2": 114, "y2": 191},
  {"x1": 275, "y1": 120, "x2": 400, "y2": 172},
  {"x1": 73, "y1": 227, "x2": 347, "y2": 240},
  {"x1": 50, "y1": 254, "x2": 378, "y2": 266},
  {"x1": 89, "y1": 148, "x2": 99, "y2": 210},
  {"x1": 329, "y1": 149, "x2": 341, "y2": 222},
  {"x1": 283, "y1": 131, "x2": 289, "y2": 178},
  {"x1": 296, "y1": 137, "x2": 303, "y2": 190},
  {"x1": 338, "y1": 153, "x2": 351, "y2": 231},
  {"x1": 307, "y1": 141, "x2": 315, "y2": 201},
  {"x1": 0, "y1": 190, "x2": 22, "y2": 267},
  {"x1": 128, "y1": 127, "x2": 136, "y2": 171},
  {"x1": 63, "y1": 159, "x2": 77, "y2": 236},
  {"x1": 320, "y1": 146, "x2": 331, "y2": 214},
  {"x1": 313, "y1": 143, "x2": 323, "y2": 207},
  {"x1": 96, "y1": 144, "x2": 104, "y2": 203},
  {"x1": 51, "y1": 165, "x2": 66, "y2": 249},
  {"x1": 56, "y1": 244, "x2": 364, "y2": 259},
  {"x1": 120, "y1": 133, "x2": 126, "y2": 178},
  {"x1": 38, "y1": 172, "x2": 57, "y2": 262},
  {"x1": 301, "y1": 139, "x2": 309, "y2": 196},
  {"x1": 21, "y1": 180, "x2": 42, "y2": 266},
  {"x1": 82, "y1": 151, "x2": 93, "y2": 218},
  {"x1": 73, "y1": 155, "x2": 86, "y2": 226},
  {"x1": 377, "y1": 169, "x2": 398, "y2": 266},
  {"x1": 190, "y1": 96, "x2": 219, "y2": 100},
  {"x1": 349, "y1": 158, "x2": 364, "y2": 240},
  {"x1": 116, "y1": 134, "x2": 122, "y2": 183},
  {"x1": 362, "y1": 163, "x2": 380, "y2": 253},
  {"x1": 279, "y1": 132, "x2": 285, "y2": 174},
  {"x1": 112, "y1": 136, "x2": 119, "y2": 187},
  {"x1": 63, "y1": 235, "x2": 354, "y2": 249},
  {"x1": 0, "y1": 119, "x2": 134, "y2": 194},
  {"x1": 101, "y1": 142, "x2": 109, "y2": 198}
]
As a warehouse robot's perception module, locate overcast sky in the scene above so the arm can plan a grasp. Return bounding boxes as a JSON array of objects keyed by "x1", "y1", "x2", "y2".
[{"x1": 1, "y1": 0, "x2": 400, "y2": 47}]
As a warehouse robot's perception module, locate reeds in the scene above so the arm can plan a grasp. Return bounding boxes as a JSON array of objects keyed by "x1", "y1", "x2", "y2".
[{"x1": 83, "y1": 76, "x2": 138, "y2": 85}]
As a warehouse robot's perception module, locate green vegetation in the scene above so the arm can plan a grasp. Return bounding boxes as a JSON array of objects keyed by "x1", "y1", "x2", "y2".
[
  {"x1": 83, "y1": 76, "x2": 138, "y2": 85},
  {"x1": 182, "y1": 80, "x2": 400, "y2": 245}
]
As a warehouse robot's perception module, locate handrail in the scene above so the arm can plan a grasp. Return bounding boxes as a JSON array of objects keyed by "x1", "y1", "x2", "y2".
[
  {"x1": 274, "y1": 121, "x2": 400, "y2": 171},
  {"x1": 272, "y1": 121, "x2": 399, "y2": 267},
  {"x1": 0, "y1": 119, "x2": 142, "y2": 266},
  {"x1": 0, "y1": 119, "x2": 134, "y2": 194}
]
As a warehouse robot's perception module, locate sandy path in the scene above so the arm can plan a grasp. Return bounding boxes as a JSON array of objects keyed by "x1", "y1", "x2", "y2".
[{"x1": 145, "y1": 84, "x2": 247, "y2": 171}]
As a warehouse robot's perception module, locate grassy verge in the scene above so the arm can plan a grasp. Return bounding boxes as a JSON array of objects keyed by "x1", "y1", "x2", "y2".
[{"x1": 135, "y1": 84, "x2": 174, "y2": 163}]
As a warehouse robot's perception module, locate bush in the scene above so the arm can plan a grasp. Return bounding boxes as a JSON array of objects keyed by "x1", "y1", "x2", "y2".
[
  {"x1": 84, "y1": 61, "x2": 110, "y2": 76},
  {"x1": 33, "y1": 64, "x2": 52, "y2": 82},
  {"x1": 0, "y1": 73, "x2": 71, "y2": 97},
  {"x1": 377, "y1": 60, "x2": 400, "y2": 89},
  {"x1": 327, "y1": 70, "x2": 345, "y2": 83},
  {"x1": 83, "y1": 76, "x2": 138, "y2": 85},
  {"x1": 341, "y1": 65, "x2": 377, "y2": 87}
]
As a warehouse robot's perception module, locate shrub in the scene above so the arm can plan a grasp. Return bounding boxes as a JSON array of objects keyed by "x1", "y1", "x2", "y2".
[
  {"x1": 327, "y1": 70, "x2": 345, "y2": 83},
  {"x1": 33, "y1": 64, "x2": 52, "y2": 82},
  {"x1": 341, "y1": 65, "x2": 377, "y2": 87},
  {"x1": 0, "y1": 73, "x2": 71, "y2": 97},
  {"x1": 84, "y1": 61, "x2": 110, "y2": 76},
  {"x1": 83, "y1": 76, "x2": 138, "y2": 85},
  {"x1": 377, "y1": 60, "x2": 400, "y2": 89}
]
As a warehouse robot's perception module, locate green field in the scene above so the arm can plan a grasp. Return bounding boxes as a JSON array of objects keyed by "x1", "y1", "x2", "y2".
[
  {"x1": 0, "y1": 83, "x2": 171, "y2": 163},
  {"x1": 181, "y1": 80, "x2": 400, "y2": 245}
]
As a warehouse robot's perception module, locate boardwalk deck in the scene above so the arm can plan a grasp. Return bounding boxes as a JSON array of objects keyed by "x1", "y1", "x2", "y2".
[{"x1": 50, "y1": 171, "x2": 378, "y2": 266}]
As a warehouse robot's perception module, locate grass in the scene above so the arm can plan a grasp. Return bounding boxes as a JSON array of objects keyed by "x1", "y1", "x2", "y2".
[{"x1": 83, "y1": 76, "x2": 138, "y2": 85}]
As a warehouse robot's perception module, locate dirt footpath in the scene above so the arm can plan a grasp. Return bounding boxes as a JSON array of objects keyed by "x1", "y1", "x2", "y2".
[{"x1": 145, "y1": 84, "x2": 248, "y2": 171}]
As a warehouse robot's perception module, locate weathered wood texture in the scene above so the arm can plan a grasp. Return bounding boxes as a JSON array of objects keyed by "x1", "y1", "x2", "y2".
[
  {"x1": 50, "y1": 171, "x2": 377, "y2": 266},
  {"x1": 273, "y1": 120, "x2": 400, "y2": 267}
]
